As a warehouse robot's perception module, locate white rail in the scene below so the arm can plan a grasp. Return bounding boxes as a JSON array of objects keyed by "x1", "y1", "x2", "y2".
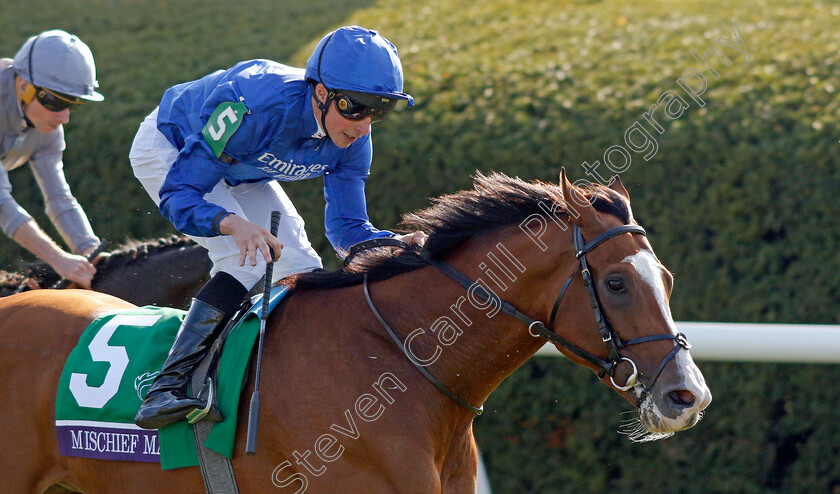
[{"x1": 535, "y1": 322, "x2": 840, "y2": 363}]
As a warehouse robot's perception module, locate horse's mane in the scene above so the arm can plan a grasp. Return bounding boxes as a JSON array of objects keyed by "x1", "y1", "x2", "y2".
[
  {"x1": 0, "y1": 235, "x2": 199, "y2": 291},
  {"x1": 287, "y1": 171, "x2": 631, "y2": 291},
  {"x1": 94, "y1": 235, "x2": 198, "y2": 270}
]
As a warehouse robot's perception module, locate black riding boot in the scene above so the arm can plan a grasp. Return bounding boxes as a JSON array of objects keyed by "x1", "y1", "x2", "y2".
[{"x1": 135, "y1": 298, "x2": 227, "y2": 429}]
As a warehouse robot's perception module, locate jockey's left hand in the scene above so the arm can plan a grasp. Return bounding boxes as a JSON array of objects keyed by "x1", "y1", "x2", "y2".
[
  {"x1": 397, "y1": 231, "x2": 427, "y2": 247},
  {"x1": 392, "y1": 231, "x2": 427, "y2": 254}
]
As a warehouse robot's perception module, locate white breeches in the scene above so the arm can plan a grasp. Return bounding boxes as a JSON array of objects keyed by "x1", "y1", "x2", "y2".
[{"x1": 129, "y1": 108, "x2": 322, "y2": 290}]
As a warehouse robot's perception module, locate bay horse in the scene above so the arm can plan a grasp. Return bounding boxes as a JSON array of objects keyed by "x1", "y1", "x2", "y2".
[
  {"x1": 0, "y1": 235, "x2": 211, "y2": 308},
  {"x1": 0, "y1": 170, "x2": 711, "y2": 493}
]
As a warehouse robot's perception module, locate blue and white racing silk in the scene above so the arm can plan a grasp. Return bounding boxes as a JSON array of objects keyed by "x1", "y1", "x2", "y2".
[{"x1": 155, "y1": 59, "x2": 393, "y2": 254}]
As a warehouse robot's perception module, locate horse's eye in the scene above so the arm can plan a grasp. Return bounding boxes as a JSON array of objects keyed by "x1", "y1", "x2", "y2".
[{"x1": 606, "y1": 278, "x2": 625, "y2": 293}]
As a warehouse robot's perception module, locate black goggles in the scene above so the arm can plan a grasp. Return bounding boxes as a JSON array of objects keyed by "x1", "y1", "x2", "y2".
[
  {"x1": 35, "y1": 87, "x2": 84, "y2": 112},
  {"x1": 331, "y1": 90, "x2": 397, "y2": 123}
]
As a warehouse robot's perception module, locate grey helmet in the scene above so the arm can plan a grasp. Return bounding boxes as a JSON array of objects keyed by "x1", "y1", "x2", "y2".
[{"x1": 13, "y1": 29, "x2": 104, "y2": 101}]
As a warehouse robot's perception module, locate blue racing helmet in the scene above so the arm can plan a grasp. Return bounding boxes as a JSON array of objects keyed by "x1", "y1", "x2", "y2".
[{"x1": 305, "y1": 26, "x2": 414, "y2": 108}]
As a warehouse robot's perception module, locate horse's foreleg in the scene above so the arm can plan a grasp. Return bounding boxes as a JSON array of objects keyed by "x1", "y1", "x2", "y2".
[{"x1": 439, "y1": 432, "x2": 479, "y2": 494}]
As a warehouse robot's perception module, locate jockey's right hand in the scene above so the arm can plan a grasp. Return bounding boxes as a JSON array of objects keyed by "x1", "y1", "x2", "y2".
[
  {"x1": 218, "y1": 214, "x2": 284, "y2": 267},
  {"x1": 52, "y1": 253, "x2": 96, "y2": 289}
]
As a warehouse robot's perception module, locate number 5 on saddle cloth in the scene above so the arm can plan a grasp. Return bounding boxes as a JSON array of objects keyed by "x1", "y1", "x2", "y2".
[{"x1": 54, "y1": 286, "x2": 289, "y2": 469}]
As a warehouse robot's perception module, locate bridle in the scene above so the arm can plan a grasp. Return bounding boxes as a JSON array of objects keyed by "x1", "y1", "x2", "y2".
[
  {"x1": 543, "y1": 225, "x2": 690, "y2": 391},
  {"x1": 360, "y1": 224, "x2": 691, "y2": 415}
]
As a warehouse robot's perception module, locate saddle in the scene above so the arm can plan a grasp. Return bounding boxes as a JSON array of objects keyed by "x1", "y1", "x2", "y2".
[{"x1": 190, "y1": 285, "x2": 290, "y2": 425}]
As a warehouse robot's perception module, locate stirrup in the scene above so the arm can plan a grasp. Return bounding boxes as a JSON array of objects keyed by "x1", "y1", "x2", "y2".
[{"x1": 186, "y1": 378, "x2": 222, "y2": 424}]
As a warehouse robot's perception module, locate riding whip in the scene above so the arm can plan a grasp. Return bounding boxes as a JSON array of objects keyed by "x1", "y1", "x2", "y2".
[{"x1": 246, "y1": 210, "x2": 281, "y2": 455}]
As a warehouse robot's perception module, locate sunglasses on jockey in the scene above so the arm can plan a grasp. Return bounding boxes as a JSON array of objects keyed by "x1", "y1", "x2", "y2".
[
  {"x1": 328, "y1": 89, "x2": 398, "y2": 123},
  {"x1": 35, "y1": 86, "x2": 85, "y2": 112}
]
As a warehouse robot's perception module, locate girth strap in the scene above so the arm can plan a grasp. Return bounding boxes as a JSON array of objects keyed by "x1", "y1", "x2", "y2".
[{"x1": 192, "y1": 334, "x2": 239, "y2": 494}]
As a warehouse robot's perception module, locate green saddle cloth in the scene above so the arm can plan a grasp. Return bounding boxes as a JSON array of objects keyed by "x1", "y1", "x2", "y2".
[{"x1": 55, "y1": 305, "x2": 261, "y2": 469}]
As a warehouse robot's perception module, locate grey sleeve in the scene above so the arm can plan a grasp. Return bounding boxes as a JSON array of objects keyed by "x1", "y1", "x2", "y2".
[
  {"x1": 0, "y1": 164, "x2": 33, "y2": 238},
  {"x1": 29, "y1": 137, "x2": 99, "y2": 254}
]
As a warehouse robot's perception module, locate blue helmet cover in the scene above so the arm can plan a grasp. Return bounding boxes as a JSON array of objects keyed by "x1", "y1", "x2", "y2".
[{"x1": 305, "y1": 26, "x2": 414, "y2": 107}]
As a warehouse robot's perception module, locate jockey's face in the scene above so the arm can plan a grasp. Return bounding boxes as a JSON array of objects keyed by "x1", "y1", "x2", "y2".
[
  {"x1": 312, "y1": 83, "x2": 372, "y2": 149},
  {"x1": 16, "y1": 79, "x2": 70, "y2": 134}
]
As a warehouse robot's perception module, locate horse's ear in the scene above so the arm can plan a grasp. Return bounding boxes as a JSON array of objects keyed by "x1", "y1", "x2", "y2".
[
  {"x1": 607, "y1": 174, "x2": 630, "y2": 200},
  {"x1": 560, "y1": 167, "x2": 597, "y2": 228}
]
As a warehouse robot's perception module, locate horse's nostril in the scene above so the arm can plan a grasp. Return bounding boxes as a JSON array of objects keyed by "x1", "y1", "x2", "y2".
[{"x1": 667, "y1": 389, "x2": 696, "y2": 409}]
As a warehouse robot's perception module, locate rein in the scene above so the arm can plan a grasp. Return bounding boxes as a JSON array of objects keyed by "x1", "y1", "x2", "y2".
[
  {"x1": 363, "y1": 274, "x2": 484, "y2": 415},
  {"x1": 357, "y1": 224, "x2": 691, "y2": 415}
]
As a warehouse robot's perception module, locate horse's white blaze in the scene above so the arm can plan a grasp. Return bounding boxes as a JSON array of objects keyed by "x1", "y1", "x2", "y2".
[
  {"x1": 622, "y1": 251, "x2": 674, "y2": 328},
  {"x1": 622, "y1": 251, "x2": 712, "y2": 432}
]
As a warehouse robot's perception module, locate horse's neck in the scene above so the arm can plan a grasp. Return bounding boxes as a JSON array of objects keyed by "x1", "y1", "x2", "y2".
[
  {"x1": 371, "y1": 227, "x2": 573, "y2": 417},
  {"x1": 158, "y1": 244, "x2": 212, "y2": 272},
  {"x1": 93, "y1": 244, "x2": 210, "y2": 307}
]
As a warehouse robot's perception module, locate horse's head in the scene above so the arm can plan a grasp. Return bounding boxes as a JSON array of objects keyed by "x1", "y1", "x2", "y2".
[{"x1": 548, "y1": 169, "x2": 711, "y2": 441}]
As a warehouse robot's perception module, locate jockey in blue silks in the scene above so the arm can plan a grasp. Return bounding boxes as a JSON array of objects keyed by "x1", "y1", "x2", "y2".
[{"x1": 131, "y1": 26, "x2": 426, "y2": 430}]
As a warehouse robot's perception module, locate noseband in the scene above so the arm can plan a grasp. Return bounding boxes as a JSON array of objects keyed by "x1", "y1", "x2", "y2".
[{"x1": 361, "y1": 224, "x2": 691, "y2": 415}]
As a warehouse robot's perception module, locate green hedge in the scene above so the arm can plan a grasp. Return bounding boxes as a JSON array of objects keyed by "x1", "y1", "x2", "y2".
[
  {"x1": 476, "y1": 359, "x2": 840, "y2": 494},
  {"x1": 2, "y1": 1, "x2": 838, "y2": 492}
]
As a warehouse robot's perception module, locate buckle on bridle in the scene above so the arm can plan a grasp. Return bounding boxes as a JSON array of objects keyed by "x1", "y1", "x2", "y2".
[{"x1": 675, "y1": 332, "x2": 691, "y2": 349}]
